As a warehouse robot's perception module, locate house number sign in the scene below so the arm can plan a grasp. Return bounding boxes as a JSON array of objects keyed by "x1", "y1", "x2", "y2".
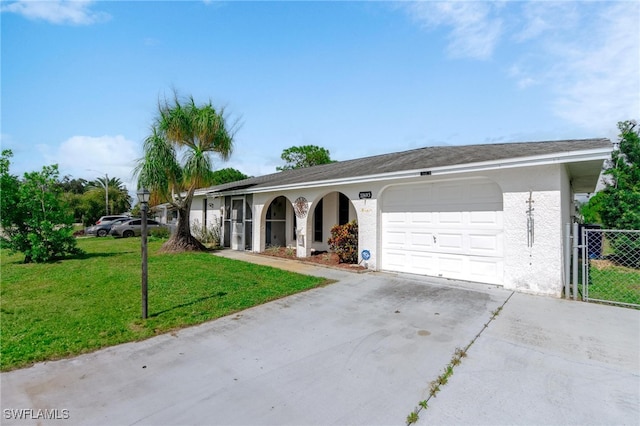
[{"x1": 359, "y1": 191, "x2": 372, "y2": 199}]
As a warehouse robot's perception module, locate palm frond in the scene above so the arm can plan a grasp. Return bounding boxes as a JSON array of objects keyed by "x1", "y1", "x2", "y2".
[
  {"x1": 134, "y1": 127, "x2": 183, "y2": 202},
  {"x1": 183, "y1": 149, "x2": 214, "y2": 189}
]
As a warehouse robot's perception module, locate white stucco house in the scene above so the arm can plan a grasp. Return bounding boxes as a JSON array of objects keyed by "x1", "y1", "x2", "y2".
[{"x1": 157, "y1": 138, "x2": 611, "y2": 297}]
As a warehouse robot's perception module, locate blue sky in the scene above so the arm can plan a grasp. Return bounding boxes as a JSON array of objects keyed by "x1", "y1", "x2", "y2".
[{"x1": 2, "y1": 1, "x2": 638, "y2": 193}]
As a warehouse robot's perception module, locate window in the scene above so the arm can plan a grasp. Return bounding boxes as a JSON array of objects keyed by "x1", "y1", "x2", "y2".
[
  {"x1": 314, "y1": 199, "x2": 323, "y2": 242},
  {"x1": 339, "y1": 193, "x2": 349, "y2": 225}
]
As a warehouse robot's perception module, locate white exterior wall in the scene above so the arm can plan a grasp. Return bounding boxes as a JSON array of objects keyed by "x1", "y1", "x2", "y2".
[
  {"x1": 207, "y1": 196, "x2": 224, "y2": 229},
  {"x1": 188, "y1": 194, "x2": 224, "y2": 238},
  {"x1": 248, "y1": 187, "x2": 365, "y2": 259},
  {"x1": 497, "y1": 165, "x2": 565, "y2": 296},
  {"x1": 189, "y1": 197, "x2": 204, "y2": 227},
  {"x1": 350, "y1": 165, "x2": 566, "y2": 295},
  {"x1": 190, "y1": 162, "x2": 571, "y2": 296},
  {"x1": 351, "y1": 198, "x2": 377, "y2": 269}
]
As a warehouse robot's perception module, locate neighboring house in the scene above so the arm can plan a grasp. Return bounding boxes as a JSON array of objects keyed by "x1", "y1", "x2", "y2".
[{"x1": 158, "y1": 138, "x2": 611, "y2": 297}]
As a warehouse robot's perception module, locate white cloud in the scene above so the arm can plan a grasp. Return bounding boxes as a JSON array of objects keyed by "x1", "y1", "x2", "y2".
[
  {"x1": 554, "y1": 3, "x2": 639, "y2": 132},
  {"x1": 515, "y1": 2, "x2": 580, "y2": 42},
  {"x1": 406, "y1": 1, "x2": 639, "y2": 136},
  {"x1": 514, "y1": 2, "x2": 640, "y2": 134},
  {"x1": 405, "y1": 1, "x2": 504, "y2": 60},
  {"x1": 39, "y1": 135, "x2": 140, "y2": 191},
  {"x1": 1, "y1": 0, "x2": 110, "y2": 25}
]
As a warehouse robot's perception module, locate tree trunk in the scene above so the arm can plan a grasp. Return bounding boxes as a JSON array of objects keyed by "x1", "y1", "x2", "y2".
[{"x1": 159, "y1": 202, "x2": 206, "y2": 253}]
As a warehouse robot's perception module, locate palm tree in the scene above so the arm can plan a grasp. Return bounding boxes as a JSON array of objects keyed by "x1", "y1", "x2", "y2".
[
  {"x1": 135, "y1": 93, "x2": 236, "y2": 252},
  {"x1": 87, "y1": 176, "x2": 131, "y2": 216}
]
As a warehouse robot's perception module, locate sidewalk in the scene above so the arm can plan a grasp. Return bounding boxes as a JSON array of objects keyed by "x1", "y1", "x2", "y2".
[{"x1": 213, "y1": 249, "x2": 360, "y2": 281}]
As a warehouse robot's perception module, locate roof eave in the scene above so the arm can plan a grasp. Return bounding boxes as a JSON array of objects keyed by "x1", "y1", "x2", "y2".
[{"x1": 210, "y1": 147, "x2": 611, "y2": 196}]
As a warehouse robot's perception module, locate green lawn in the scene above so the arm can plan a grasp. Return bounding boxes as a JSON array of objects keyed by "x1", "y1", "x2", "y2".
[
  {"x1": 587, "y1": 262, "x2": 640, "y2": 307},
  {"x1": 0, "y1": 237, "x2": 329, "y2": 371}
]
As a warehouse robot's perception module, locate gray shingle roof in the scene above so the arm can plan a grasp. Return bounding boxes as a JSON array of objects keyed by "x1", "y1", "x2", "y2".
[{"x1": 205, "y1": 138, "x2": 611, "y2": 194}]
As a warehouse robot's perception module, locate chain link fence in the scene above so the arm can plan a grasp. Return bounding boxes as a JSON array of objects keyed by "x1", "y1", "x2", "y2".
[{"x1": 582, "y1": 229, "x2": 640, "y2": 309}]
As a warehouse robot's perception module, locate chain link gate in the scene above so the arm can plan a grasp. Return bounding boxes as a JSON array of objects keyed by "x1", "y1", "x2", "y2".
[{"x1": 581, "y1": 228, "x2": 640, "y2": 309}]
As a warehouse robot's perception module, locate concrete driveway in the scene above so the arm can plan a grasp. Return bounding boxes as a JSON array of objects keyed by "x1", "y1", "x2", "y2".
[{"x1": 2, "y1": 252, "x2": 638, "y2": 425}]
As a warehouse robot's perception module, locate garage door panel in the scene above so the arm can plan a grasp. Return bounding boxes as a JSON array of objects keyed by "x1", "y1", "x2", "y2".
[
  {"x1": 439, "y1": 255, "x2": 464, "y2": 273},
  {"x1": 384, "y1": 251, "x2": 407, "y2": 269},
  {"x1": 409, "y1": 253, "x2": 438, "y2": 274},
  {"x1": 411, "y1": 232, "x2": 434, "y2": 249},
  {"x1": 468, "y1": 258, "x2": 503, "y2": 284},
  {"x1": 384, "y1": 230, "x2": 406, "y2": 247},
  {"x1": 385, "y1": 211, "x2": 407, "y2": 223},
  {"x1": 381, "y1": 180, "x2": 504, "y2": 285},
  {"x1": 468, "y1": 234, "x2": 501, "y2": 253},
  {"x1": 411, "y1": 212, "x2": 434, "y2": 224},
  {"x1": 469, "y1": 211, "x2": 500, "y2": 225},
  {"x1": 438, "y1": 233, "x2": 463, "y2": 250},
  {"x1": 439, "y1": 212, "x2": 463, "y2": 224}
]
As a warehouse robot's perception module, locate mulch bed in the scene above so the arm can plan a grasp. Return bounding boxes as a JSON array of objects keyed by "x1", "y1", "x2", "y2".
[{"x1": 260, "y1": 247, "x2": 367, "y2": 271}]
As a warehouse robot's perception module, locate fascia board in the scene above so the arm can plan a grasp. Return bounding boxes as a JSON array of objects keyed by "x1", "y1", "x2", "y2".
[
  {"x1": 428, "y1": 147, "x2": 611, "y2": 176},
  {"x1": 212, "y1": 147, "x2": 611, "y2": 196}
]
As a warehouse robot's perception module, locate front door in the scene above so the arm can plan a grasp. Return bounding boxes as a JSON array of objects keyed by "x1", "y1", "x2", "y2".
[{"x1": 231, "y1": 198, "x2": 244, "y2": 250}]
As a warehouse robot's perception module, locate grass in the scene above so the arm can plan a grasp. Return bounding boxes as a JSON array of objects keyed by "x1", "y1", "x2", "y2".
[
  {"x1": 0, "y1": 237, "x2": 329, "y2": 371},
  {"x1": 587, "y1": 262, "x2": 640, "y2": 306}
]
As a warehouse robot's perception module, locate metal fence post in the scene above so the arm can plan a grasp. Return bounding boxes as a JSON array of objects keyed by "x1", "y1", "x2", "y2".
[
  {"x1": 565, "y1": 223, "x2": 571, "y2": 299},
  {"x1": 572, "y1": 222, "x2": 579, "y2": 301}
]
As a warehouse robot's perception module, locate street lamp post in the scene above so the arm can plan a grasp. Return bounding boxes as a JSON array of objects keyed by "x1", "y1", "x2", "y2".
[
  {"x1": 104, "y1": 173, "x2": 109, "y2": 215},
  {"x1": 137, "y1": 188, "x2": 150, "y2": 319},
  {"x1": 87, "y1": 169, "x2": 109, "y2": 215}
]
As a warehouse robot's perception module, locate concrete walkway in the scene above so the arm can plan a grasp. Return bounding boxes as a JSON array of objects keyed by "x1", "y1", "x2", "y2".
[{"x1": 1, "y1": 251, "x2": 638, "y2": 425}]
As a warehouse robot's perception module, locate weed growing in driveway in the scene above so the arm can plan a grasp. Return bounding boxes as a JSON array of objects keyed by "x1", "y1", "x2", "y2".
[
  {"x1": 405, "y1": 293, "x2": 514, "y2": 425},
  {"x1": 406, "y1": 410, "x2": 419, "y2": 424}
]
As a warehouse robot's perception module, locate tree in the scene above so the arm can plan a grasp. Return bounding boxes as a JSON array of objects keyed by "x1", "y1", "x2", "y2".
[
  {"x1": 56, "y1": 176, "x2": 88, "y2": 223},
  {"x1": 0, "y1": 150, "x2": 82, "y2": 263},
  {"x1": 579, "y1": 191, "x2": 604, "y2": 224},
  {"x1": 86, "y1": 176, "x2": 132, "y2": 221},
  {"x1": 583, "y1": 120, "x2": 640, "y2": 267},
  {"x1": 135, "y1": 93, "x2": 236, "y2": 252},
  {"x1": 597, "y1": 120, "x2": 640, "y2": 230},
  {"x1": 58, "y1": 175, "x2": 88, "y2": 194},
  {"x1": 211, "y1": 167, "x2": 248, "y2": 185},
  {"x1": 276, "y1": 145, "x2": 334, "y2": 171}
]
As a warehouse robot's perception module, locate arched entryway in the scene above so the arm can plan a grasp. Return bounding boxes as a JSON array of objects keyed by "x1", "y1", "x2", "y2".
[
  {"x1": 308, "y1": 191, "x2": 357, "y2": 253},
  {"x1": 264, "y1": 195, "x2": 295, "y2": 248}
]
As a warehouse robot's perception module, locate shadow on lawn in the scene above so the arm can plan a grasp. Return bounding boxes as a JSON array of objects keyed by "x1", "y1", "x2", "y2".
[
  {"x1": 0, "y1": 250, "x2": 131, "y2": 265},
  {"x1": 70, "y1": 251, "x2": 134, "y2": 261},
  {"x1": 150, "y1": 291, "x2": 228, "y2": 318}
]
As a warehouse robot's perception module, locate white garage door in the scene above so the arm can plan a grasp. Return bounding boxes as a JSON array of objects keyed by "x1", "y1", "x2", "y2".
[{"x1": 381, "y1": 179, "x2": 504, "y2": 285}]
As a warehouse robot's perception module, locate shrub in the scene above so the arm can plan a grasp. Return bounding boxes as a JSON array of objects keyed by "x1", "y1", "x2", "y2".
[
  {"x1": 327, "y1": 220, "x2": 358, "y2": 264},
  {"x1": 149, "y1": 227, "x2": 170, "y2": 239},
  {"x1": 191, "y1": 219, "x2": 221, "y2": 247},
  {"x1": 0, "y1": 151, "x2": 83, "y2": 263},
  {"x1": 608, "y1": 233, "x2": 640, "y2": 268}
]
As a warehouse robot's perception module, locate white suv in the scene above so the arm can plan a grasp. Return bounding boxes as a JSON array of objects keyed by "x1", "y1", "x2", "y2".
[{"x1": 95, "y1": 215, "x2": 129, "y2": 225}]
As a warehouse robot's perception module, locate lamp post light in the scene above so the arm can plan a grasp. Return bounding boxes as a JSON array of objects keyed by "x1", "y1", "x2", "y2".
[{"x1": 137, "y1": 188, "x2": 150, "y2": 319}]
